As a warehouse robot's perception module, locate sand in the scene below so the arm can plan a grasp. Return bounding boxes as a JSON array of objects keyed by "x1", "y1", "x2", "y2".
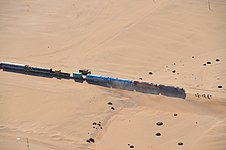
[{"x1": 0, "y1": 0, "x2": 226, "y2": 149}]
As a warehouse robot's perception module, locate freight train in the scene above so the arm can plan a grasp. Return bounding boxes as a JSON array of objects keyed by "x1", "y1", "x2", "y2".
[
  {"x1": 85, "y1": 74, "x2": 185, "y2": 98},
  {"x1": 0, "y1": 61, "x2": 186, "y2": 99},
  {"x1": 0, "y1": 62, "x2": 70, "y2": 78}
]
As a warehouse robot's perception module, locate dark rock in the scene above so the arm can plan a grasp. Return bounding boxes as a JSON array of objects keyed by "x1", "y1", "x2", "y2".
[
  {"x1": 203, "y1": 63, "x2": 206, "y2": 66},
  {"x1": 218, "y1": 85, "x2": 223, "y2": 89},
  {"x1": 207, "y1": 61, "x2": 211, "y2": 64},
  {"x1": 89, "y1": 138, "x2": 95, "y2": 143},
  {"x1": 149, "y1": 72, "x2": 153, "y2": 75},
  {"x1": 155, "y1": 132, "x2": 161, "y2": 136},
  {"x1": 111, "y1": 107, "x2": 115, "y2": 110},
  {"x1": 192, "y1": 56, "x2": 194, "y2": 58},
  {"x1": 178, "y1": 142, "x2": 183, "y2": 145},
  {"x1": 130, "y1": 145, "x2": 134, "y2": 148},
  {"x1": 92, "y1": 122, "x2": 97, "y2": 125},
  {"x1": 156, "y1": 122, "x2": 163, "y2": 126},
  {"x1": 86, "y1": 139, "x2": 90, "y2": 143},
  {"x1": 216, "y1": 58, "x2": 220, "y2": 62},
  {"x1": 172, "y1": 70, "x2": 176, "y2": 73},
  {"x1": 174, "y1": 113, "x2": 178, "y2": 116},
  {"x1": 108, "y1": 102, "x2": 113, "y2": 105},
  {"x1": 139, "y1": 77, "x2": 143, "y2": 80}
]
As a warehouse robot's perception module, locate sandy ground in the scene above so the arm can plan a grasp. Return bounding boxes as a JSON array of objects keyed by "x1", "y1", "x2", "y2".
[{"x1": 0, "y1": 0, "x2": 226, "y2": 149}]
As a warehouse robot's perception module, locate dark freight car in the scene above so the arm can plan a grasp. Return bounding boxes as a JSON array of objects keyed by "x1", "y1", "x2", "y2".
[
  {"x1": 51, "y1": 69, "x2": 70, "y2": 79},
  {"x1": 133, "y1": 81, "x2": 160, "y2": 95},
  {"x1": 159, "y1": 84, "x2": 186, "y2": 99},
  {"x1": 0, "y1": 62, "x2": 26, "y2": 71},
  {"x1": 59, "y1": 72, "x2": 70, "y2": 78},
  {"x1": 29, "y1": 66, "x2": 52, "y2": 74}
]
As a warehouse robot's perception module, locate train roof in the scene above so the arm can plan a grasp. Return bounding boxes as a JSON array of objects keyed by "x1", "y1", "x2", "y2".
[{"x1": 0, "y1": 61, "x2": 26, "y2": 67}]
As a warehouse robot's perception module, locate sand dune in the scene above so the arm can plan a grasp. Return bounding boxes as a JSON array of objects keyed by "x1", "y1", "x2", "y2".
[{"x1": 0, "y1": 0, "x2": 226, "y2": 150}]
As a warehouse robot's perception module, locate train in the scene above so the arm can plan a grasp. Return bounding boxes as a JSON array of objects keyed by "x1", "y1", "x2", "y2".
[
  {"x1": 0, "y1": 62, "x2": 27, "y2": 71},
  {"x1": 86, "y1": 74, "x2": 185, "y2": 98},
  {"x1": 0, "y1": 61, "x2": 186, "y2": 99},
  {"x1": 0, "y1": 62, "x2": 70, "y2": 78}
]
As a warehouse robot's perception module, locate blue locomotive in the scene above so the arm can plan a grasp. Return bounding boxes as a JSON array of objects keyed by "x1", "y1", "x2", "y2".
[{"x1": 86, "y1": 74, "x2": 133, "y2": 90}]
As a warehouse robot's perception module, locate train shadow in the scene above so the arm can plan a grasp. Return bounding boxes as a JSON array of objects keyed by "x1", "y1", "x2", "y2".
[
  {"x1": 73, "y1": 78, "x2": 84, "y2": 83},
  {"x1": 51, "y1": 74, "x2": 70, "y2": 80},
  {"x1": 134, "y1": 87, "x2": 160, "y2": 95},
  {"x1": 160, "y1": 91, "x2": 186, "y2": 99},
  {"x1": 86, "y1": 80, "x2": 111, "y2": 88}
]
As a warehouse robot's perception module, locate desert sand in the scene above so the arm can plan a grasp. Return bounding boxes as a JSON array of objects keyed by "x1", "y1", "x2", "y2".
[{"x1": 0, "y1": 0, "x2": 226, "y2": 149}]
